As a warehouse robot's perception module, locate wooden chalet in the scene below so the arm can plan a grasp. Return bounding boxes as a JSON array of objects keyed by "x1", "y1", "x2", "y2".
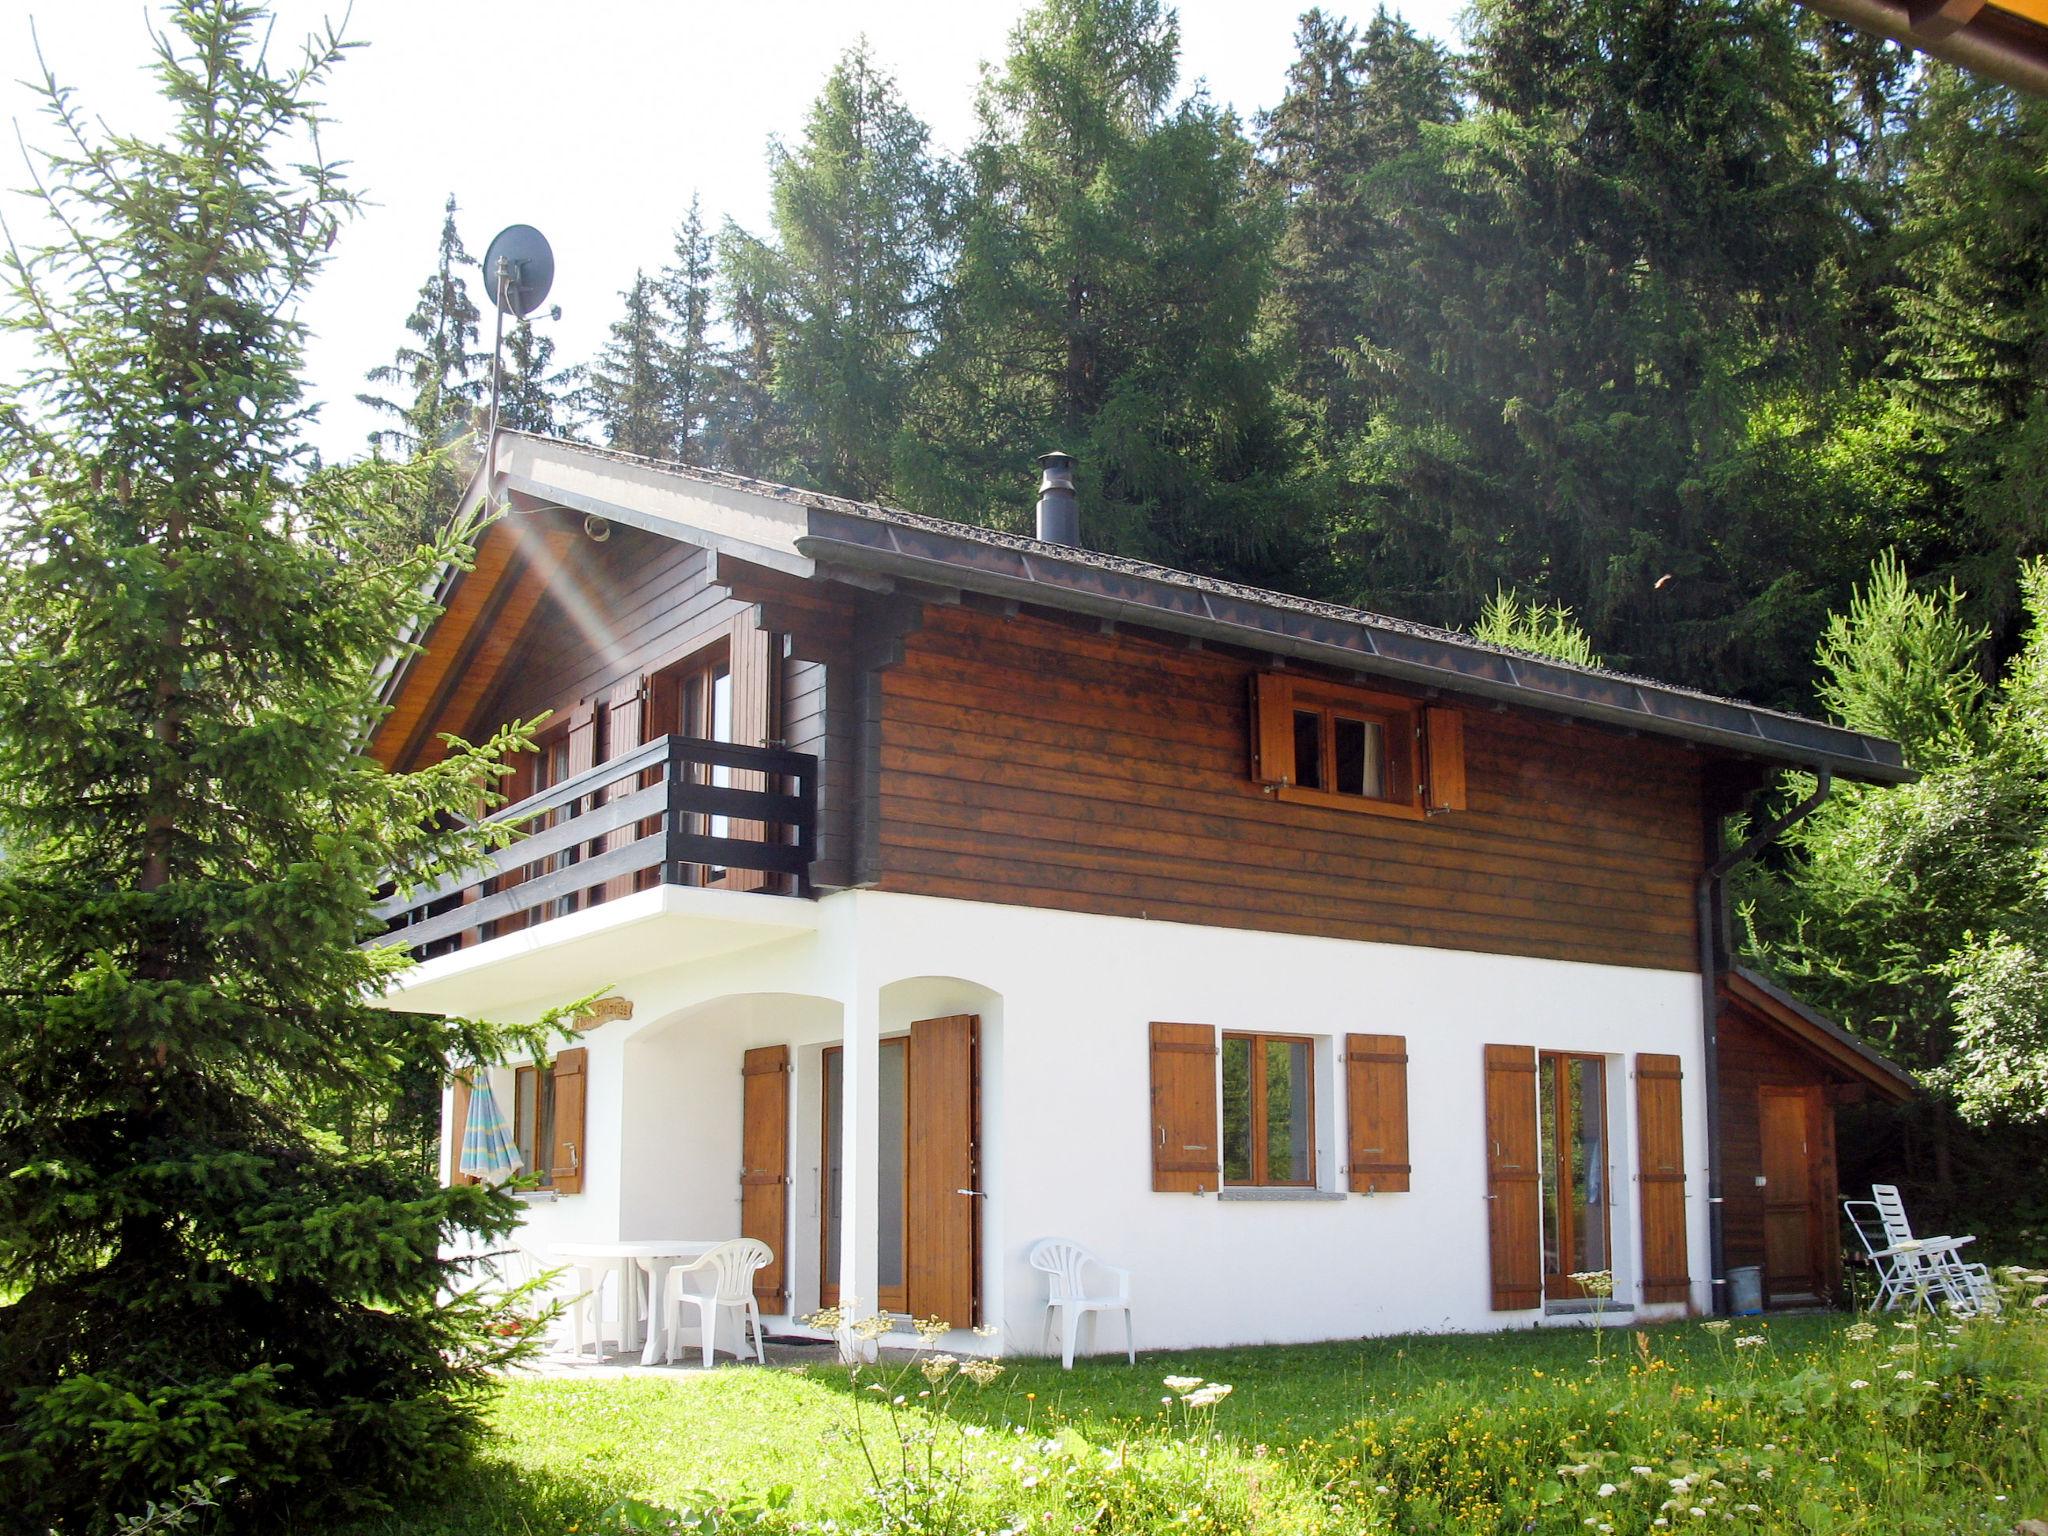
[{"x1": 373, "y1": 432, "x2": 1916, "y2": 1353}]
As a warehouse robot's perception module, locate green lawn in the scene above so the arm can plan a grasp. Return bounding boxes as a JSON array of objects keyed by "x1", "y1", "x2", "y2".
[{"x1": 335, "y1": 1311, "x2": 2048, "y2": 1535}]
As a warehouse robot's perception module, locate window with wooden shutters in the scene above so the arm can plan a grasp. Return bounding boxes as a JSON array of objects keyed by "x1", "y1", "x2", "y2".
[
  {"x1": 741, "y1": 1045, "x2": 791, "y2": 1311},
  {"x1": 1483, "y1": 1044, "x2": 1542, "y2": 1310},
  {"x1": 550, "y1": 1047, "x2": 588, "y2": 1195},
  {"x1": 1635, "y1": 1053, "x2": 1690, "y2": 1305},
  {"x1": 1248, "y1": 674, "x2": 1465, "y2": 819},
  {"x1": 1344, "y1": 1033, "x2": 1410, "y2": 1193},
  {"x1": 1150, "y1": 1022, "x2": 1220, "y2": 1193}
]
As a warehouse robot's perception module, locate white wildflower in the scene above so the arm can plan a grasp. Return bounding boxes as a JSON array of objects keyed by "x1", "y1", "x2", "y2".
[
  {"x1": 1163, "y1": 1375, "x2": 1204, "y2": 1392},
  {"x1": 1895, "y1": 1369, "x2": 1915, "y2": 1381},
  {"x1": 1849, "y1": 1379, "x2": 1870, "y2": 1389},
  {"x1": 1734, "y1": 1334, "x2": 1766, "y2": 1350},
  {"x1": 1597, "y1": 1483, "x2": 1617, "y2": 1497}
]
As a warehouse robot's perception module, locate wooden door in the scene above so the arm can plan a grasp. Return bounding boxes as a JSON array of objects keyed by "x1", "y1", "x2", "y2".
[
  {"x1": 1759, "y1": 1085, "x2": 1819, "y2": 1299},
  {"x1": 1484, "y1": 1044, "x2": 1542, "y2": 1310},
  {"x1": 906, "y1": 1014, "x2": 979, "y2": 1327},
  {"x1": 741, "y1": 1045, "x2": 790, "y2": 1310}
]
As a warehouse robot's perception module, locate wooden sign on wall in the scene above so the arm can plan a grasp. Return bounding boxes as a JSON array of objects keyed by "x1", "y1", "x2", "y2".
[{"x1": 575, "y1": 996, "x2": 634, "y2": 1031}]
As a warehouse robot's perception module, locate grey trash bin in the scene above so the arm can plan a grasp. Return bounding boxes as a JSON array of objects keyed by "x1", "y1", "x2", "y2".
[{"x1": 1728, "y1": 1265, "x2": 1764, "y2": 1316}]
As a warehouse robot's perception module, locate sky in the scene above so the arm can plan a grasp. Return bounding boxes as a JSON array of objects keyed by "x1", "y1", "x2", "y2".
[{"x1": 0, "y1": 0, "x2": 1465, "y2": 463}]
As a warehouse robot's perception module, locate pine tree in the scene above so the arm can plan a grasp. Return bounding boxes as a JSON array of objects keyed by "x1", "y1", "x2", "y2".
[
  {"x1": 0, "y1": 5, "x2": 547, "y2": 1523},
  {"x1": 909, "y1": 0, "x2": 1304, "y2": 587},
  {"x1": 583, "y1": 269, "x2": 675, "y2": 457},
  {"x1": 710, "y1": 228, "x2": 791, "y2": 477},
  {"x1": 662, "y1": 195, "x2": 718, "y2": 465}
]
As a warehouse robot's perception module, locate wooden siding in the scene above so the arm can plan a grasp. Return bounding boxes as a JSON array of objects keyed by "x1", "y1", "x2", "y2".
[
  {"x1": 1718, "y1": 998, "x2": 1844, "y2": 1302},
  {"x1": 874, "y1": 604, "x2": 1705, "y2": 970},
  {"x1": 457, "y1": 519, "x2": 756, "y2": 752}
]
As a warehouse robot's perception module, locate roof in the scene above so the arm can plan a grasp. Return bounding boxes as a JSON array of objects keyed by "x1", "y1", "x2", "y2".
[
  {"x1": 1801, "y1": 0, "x2": 2048, "y2": 95},
  {"x1": 1723, "y1": 967, "x2": 1919, "y2": 1103},
  {"x1": 392, "y1": 431, "x2": 1912, "y2": 786}
]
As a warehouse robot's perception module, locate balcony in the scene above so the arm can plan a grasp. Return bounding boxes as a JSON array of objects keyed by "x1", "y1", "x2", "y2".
[{"x1": 373, "y1": 733, "x2": 819, "y2": 969}]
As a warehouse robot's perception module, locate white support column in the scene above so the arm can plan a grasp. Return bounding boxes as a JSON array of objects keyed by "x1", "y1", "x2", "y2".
[{"x1": 836, "y1": 974, "x2": 883, "y2": 1357}]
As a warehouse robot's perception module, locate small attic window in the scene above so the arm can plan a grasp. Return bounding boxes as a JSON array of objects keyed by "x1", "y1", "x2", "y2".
[{"x1": 1250, "y1": 673, "x2": 1466, "y2": 819}]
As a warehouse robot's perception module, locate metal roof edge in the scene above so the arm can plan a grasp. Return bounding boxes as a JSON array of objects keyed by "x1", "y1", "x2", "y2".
[{"x1": 795, "y1": 513, "x2": 1915, "y2": 787}]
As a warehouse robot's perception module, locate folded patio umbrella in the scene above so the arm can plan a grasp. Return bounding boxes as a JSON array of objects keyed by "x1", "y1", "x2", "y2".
[{"x1": 459, "y1": 1074, "x2": 525, "y2": 1184}]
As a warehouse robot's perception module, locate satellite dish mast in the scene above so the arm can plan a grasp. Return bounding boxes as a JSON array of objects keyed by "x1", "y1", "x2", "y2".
[{"x1": 481, "y1": 223, "x2": 556, "y2": 512}]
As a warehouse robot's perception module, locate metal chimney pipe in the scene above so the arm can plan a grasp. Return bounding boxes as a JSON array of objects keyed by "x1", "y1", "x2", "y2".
[{"x1": 1036, "y1": 451, "x2": 1079, "y2": 546}]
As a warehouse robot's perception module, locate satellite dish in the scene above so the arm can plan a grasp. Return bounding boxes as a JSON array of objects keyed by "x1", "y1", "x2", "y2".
[{"x1": 482, "y1": 224, "x2": 555, "y2": 317}]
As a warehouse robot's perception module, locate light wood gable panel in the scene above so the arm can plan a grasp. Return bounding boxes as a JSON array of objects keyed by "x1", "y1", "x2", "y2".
[
  {"x1": 876, "y1": 604, "x2": 1706, "y2": 970},
  {"x1": 371, "y1": 521, "x2": 524, "y2": 769},
  {"x1": 385, "y1": 520, "x2": 579, "y2": 771}
]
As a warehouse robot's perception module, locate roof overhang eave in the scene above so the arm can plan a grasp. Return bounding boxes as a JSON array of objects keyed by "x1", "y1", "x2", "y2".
[{"x1": 796, "y1": 518, "x2": 1915, "y2": 788}]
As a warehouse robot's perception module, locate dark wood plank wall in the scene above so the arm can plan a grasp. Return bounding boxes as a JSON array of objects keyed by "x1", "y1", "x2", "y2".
[
  {"x1": 1717, "y1": 999, "x2": 1845, "y2": 1301},
  {"x1": 457, "y1": 521, "x2": 755, "y2": 748},
  {"x1": 873, "y1": 603, "x2": 1706, "y2": 971}
]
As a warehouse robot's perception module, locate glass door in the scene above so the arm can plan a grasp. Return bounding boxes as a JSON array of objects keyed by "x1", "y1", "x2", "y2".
[
  {"x1": 820, "y1": 1039, "x2": 907, "y2": 1313},
  {"x1": 1539, "y1": 1053, "x2": 1611, "y2": 1301},
  {"x1": 643, "y1": 648, "x2": 733, "y2": 888}
]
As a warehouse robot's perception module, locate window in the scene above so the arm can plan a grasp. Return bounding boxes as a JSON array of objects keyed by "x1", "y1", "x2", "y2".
[
  {"x1": 1221, "y1": 1032, "x2": 1315, "y2": 1186},
  {"x1": 1250, "y1": 673, "x2": 1467, "y2": 818},
  {"x1": 514, "y1": 1063, "x2": 554, "y2": 1187}
]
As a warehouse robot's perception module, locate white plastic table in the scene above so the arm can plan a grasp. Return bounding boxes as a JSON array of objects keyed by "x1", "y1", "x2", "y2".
[{"x1": 552, "y1": 1239, "x2": 723, "y2": 1365}]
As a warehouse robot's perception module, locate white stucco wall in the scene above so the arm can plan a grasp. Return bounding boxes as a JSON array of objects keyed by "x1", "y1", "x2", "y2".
[{"x1": 448, "y1": 888, "x2": 1708, "y2": 1355}]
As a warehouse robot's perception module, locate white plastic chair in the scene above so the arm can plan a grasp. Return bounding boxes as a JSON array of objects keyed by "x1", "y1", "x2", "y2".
[
  {"x1": 1871, "y1": 1184, "x2": 1999, "y2": 1315},
  {"x1": 563, "y1": 1256, "x2": 633, "y2": 1357},
  {"x1": 1844, "y1": 1199, "x2": 1960, "y2": 1312},
  {"x1": 661, "y1": 1239, "x2": 772, "y2": 1367},
  {"x1": 1028, "y1": 1238, "x2": 1134, "y2": 1369}
]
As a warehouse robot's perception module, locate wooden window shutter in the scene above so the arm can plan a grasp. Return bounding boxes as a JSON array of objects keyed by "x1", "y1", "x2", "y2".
[
  {"x1": 725, "y1": 617, "x2": 779, "y2": 894},
  {"x1": 1423, "y1": 706, "x2": 1466, "y2": 813},
  {"x1": 1483, "y1": 1044, "x2": 1542, "y2": 1310},
  {"x1": 905, "y1": 1014, "x2": 979, "y2": 1327},
  {"x1": 550, "y1": 1047, "x2": 589, "y2": 1195},
  {"x1": 601, "y1": 676, "x2": 648, "y2": 902},
  {"x1": 565, "y1": 701, "x2": 599, "y2": 778},
  {"x1": 1150, "y1": 1021, "x2": 1220, "y2": 1192},
  {"x1": 449, "y1": 1071, "x2": 476, "y2": 1186},
  {"x1": 1344, "y1": 1033, "x2": 1410, "y2": 1193},
  {"x1": 1249, "y1": 673, "x2": 1294, "y2": 786},
  {"x1": 1635, "y1": 1053, "x2": 1690, "y2": 1305},
  {"x1": 740, "y1": 1045, "x2": 791, "y2": 1311}
]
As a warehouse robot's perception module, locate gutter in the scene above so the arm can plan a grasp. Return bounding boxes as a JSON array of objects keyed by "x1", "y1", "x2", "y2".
[{"x1": 1696, "y1": 768, "x2": 1833, "y2": 1314}]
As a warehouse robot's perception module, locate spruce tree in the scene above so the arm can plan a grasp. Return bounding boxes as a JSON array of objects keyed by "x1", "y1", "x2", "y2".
[
  {"x1": 583, "y1": 269, "x2": 675, "y2": 457},
  {"x1": 748, "y1": 43, "x2": 953, "y2": 500},
  {"x1": 358, "y1": 192, "x2": 490, "y2": 551},
  {"x1": 662, "y1": 195, "x2": 718, "y2": 465},
  {"x1": 359, "y1": 191, "x2": 488, "y2": 457},
  {"x1": 0, "y1": 5, "x2": 542, "y2": 1524},
  {"x1": 496, "y1": 312, "x2": 578, "y2": 437}
]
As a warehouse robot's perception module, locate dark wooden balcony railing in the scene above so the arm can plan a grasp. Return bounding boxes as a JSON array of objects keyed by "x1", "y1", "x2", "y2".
[{"x1": 372, "y1": 733, "x2": 818, "y2": 956}]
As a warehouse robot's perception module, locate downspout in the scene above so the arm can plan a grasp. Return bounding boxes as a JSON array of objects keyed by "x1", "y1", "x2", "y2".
[{"x1": 1696, "y1": 767, "x2": 1832, "y2": 1314}]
